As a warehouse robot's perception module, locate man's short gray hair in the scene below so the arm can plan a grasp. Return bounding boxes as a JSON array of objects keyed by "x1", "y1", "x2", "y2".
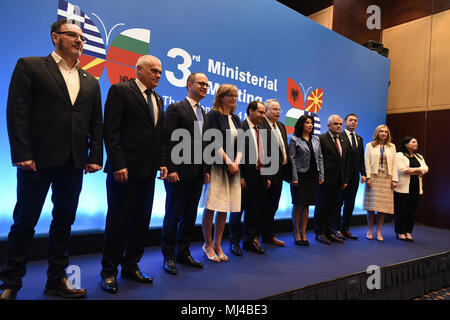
[
  {"x1": 327, "y1": 114, "x2": 342, "y2": 125},
  {"x1": 264, "y1": 99, "x2": 279, "y2": 110}
]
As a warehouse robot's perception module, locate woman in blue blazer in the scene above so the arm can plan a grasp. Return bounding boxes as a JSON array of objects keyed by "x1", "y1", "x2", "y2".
[{"x1": 288, "y1": 115, "x2": 324, "y2": 245}]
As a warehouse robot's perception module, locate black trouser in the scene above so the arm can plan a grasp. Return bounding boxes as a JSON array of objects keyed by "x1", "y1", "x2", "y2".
[
  {"x1": 0, "y1": 160, "x2": 82, "y2": 290},
  {"x1": 101, "y1": 173, "x2": 155, "y2": 277},
  {"x1": 161, "y1": 176, "x2": 203, "y2": 260},
  {"x1": 261, "y1": 174, "x2": 283, "y2": 241},
  {"x1": 333, "y1": 176, "x2": 359, "y2": 232},
  {"x1": 314, "y1": 181, "x2": 340, "y2": 236},
  {"x1": 394, "y1": 192, "x2": 420, "y2": 234},
  {"x1": 230, "y1": 169, "x2": 265, "y2": 243}
]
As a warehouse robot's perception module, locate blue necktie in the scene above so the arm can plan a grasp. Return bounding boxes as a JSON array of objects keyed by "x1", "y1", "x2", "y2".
[
  {"x1": 195, "y1": 103, "x2": 203, "y2": 131},
  {"x1": 351, "y1": 132, "x2": 358, "y2": 153},
  {"x1": 144, "y1": 89, "x2": 155, "y2": 125}
]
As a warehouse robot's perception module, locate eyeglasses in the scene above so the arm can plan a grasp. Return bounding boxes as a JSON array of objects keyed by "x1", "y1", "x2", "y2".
[
  {"x1": 190, "y1": 81, "x2": 210, "y2": 88},
  {"x1": 55, "y1": 31, "x2": 88, "y2": 44}
]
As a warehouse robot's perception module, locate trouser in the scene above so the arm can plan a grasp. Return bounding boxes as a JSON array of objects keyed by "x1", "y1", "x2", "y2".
[
  {"x1": 394, "y1": 192, "x2": 420, "y2": 234},
  {"x1": 0, "y1": 159, "x2": 82, "y2": 290},
  {"x1": 333, "y1": 177, "x2": 359, "y2": 232},
  {"x1": 101, "y1": 173, "x2": 155, "y2": 277},
  {"x1": 161, "y1": 176, "x2": 203, "y2": 260}
]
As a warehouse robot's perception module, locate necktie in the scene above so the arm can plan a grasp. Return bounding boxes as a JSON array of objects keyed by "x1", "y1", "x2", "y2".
[
  {"x1": 333, "y1": 136, "x2": 342, "y2": 157},
  {"x1": 195, "y1": 103, "x2": 203, "y2": 132},
  {"x1": 254, "y1": 126, "x2": 264, "y2": 169},
  {"x1": 273, "y1": 123, "x2": 287, "y2": 163},
  {"x1": 350, "y1": 132, "x2": 358, "y2": 153},
  {"x1": 144, "y1": 89, "x2": 155, "y2": 126}
]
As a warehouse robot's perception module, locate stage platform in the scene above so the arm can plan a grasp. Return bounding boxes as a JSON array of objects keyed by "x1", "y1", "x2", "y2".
[{"x1": 7, "y1": 223, "x2": 450, "y2": 300}]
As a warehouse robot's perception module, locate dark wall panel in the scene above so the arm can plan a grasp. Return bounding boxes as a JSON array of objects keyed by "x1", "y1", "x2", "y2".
[{"x1": 387, "y1": 110, "x2": 450, "y2": 229}]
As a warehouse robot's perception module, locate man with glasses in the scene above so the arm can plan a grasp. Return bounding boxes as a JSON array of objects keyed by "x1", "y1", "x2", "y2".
[
  {"x1": 314, "y1": 115, "x2": 350, "y2": 245},
  {"x1": 161, "y1": 73, "x2": 209, "y2": 275},
  {"x1": 1, "y1": 18, "x2": 103, "y2": 300}
]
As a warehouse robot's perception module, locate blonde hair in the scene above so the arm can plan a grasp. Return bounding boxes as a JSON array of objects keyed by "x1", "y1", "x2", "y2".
[
  {"x1": 371, "y1": 124, "x2": 392, "y2": 147},
  {"x1": 212, "y1": 84, "x2": 238, "y2": 114}
]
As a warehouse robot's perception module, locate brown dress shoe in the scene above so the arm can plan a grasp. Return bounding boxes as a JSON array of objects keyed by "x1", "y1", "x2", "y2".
[
  {"x1": 263, "y1": 237, "x2": 286, "y2": 246},
  {"x1": 43, "y1": 277, "x2": 87, "y2": 299},
  {"x1": 0, "y1": 288, "x2": 18, "y2": 300}
]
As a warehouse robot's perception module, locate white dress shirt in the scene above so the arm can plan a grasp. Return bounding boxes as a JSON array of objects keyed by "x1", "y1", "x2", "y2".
[
  {"x1": 266, "y1": 117, "x2": 288, "y2": 164},
  {"x1": 135, "y1": 78, "x2": 158, "y2": 125},
  {"x1": 51, "y1": 51, "x2": 80, "y2": 105}
]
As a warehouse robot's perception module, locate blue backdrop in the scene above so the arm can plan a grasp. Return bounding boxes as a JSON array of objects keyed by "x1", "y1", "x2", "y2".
[{"x1": 0, "y1": 0, "x2": 390, "y2": 236}]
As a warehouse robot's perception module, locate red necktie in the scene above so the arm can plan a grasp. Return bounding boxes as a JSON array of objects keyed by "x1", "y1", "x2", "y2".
[
  {"x1": 254, "y1": 126, "x2": 264, "y2": 169},
  {"x1": 333, "y1": 136, "x2": 342, "y2": 157}
]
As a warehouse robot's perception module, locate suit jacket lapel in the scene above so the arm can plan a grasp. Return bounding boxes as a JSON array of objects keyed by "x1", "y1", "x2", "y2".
[
  {"x1": 72, "y1": 67, "x2": 88, "y2": 107},
  {"x1": 130, "y1": 79, "x2": 154, "y2": 124},
  {"x1": 45, "y1": 55, "x2": 71, "y2": 105}
]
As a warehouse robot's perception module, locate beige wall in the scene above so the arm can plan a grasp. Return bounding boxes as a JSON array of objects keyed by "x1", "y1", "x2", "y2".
[
  {"x1": 383, "y1": 9, "x2": 450, "y2": 114},
  {"x1": 308, "y1": 6, "x2": 334, "y2": 30}
]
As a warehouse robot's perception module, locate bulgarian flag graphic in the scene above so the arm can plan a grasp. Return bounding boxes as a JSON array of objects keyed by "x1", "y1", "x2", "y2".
[
  {"x1": 285, "y1": 109, "x2": 321, "y2": 135},
  {"x1": 106, "y1": 28, "x2": 151, "y2": 84}
]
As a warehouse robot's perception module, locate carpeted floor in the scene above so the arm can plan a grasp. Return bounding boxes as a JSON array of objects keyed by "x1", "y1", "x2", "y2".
[{"x1": 5, "y1": 223, "x2": 450, "y2": 300}]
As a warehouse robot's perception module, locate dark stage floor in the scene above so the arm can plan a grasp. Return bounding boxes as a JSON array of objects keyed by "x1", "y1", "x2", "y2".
[{"x1": 12, "y1": 223, "x2": 450, "y2": 300}]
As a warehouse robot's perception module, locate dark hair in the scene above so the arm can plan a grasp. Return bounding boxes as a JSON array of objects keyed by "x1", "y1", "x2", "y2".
[
  {"x1": 246, "y1": 100, "x2": 261, "y2": 115},
  {"x1": 294, "y1": 115, "x2": 314, "y2": 138},
  {"x1": 50, "y1": 18, "x2": 79, "y2": 45},
  {"x1": 400, "y1": 136, "x2": 422, "y2": 159},
  {"x1": 344, "y1": 113, "x2": 358, "y2": 121},
  {"x1": 186, "y1": 72, "x2": 201, "y2": 87}
]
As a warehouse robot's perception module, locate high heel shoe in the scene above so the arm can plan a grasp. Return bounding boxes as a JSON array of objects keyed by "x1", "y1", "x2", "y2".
[
  {"x1": 396, "y1": 233, "x2": 407, "y2": 241},
  {"x1": 214, "y1": 247, "x2": 228, "y2": 262},
  {"x1": 293, "y1": 231, "x2": 302, "y2": 245},
  {"x1": 405, "y1": 233, "x2": 414, "y2": 242},
  {"x1": 366, "y1": 231, "x2": 373, "y2": 240},
  {"x1": 202, "y1": 245, "x2": 220, "y2": 263},
  {"x1": 376, "y1": 232, "x2": 384, "y2": 242}
]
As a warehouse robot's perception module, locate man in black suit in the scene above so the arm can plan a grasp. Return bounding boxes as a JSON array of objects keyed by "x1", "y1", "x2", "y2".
[
  {"x1": 229, "y1": 101, "x2": 270, "y2": 255},
  {"x1": 1, "y1": 19, "x2": 103, "y2": 300},
  {"x1": 260, "y1": 99, "x2": 291, "y2": 247},
  {"x1": 161, "y1": 73, "x2": 209, "y2": 275},
  {"x1": 314, "y1": 115, "x2": 350, "y2": 245},
  {"x1": 100, "y1": 55, "x2": 167, "y2": 293},
  {"x1": 333, "y1": 113, "x2": 366, "y2": 240}
]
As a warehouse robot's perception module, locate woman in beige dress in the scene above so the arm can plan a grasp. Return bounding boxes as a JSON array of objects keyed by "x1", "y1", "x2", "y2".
[
  {"x1": 364, "y1": 125, "x2": 398, "y2": 242},
  {"x1": 201, "y1": 84, "x2": 242, "y2": 262}
]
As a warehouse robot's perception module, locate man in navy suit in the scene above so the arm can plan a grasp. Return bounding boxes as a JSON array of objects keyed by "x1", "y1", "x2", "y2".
[
  {"x1": 100, "y1": 55, "x2": 167, "y2": 293},
  {"x1": 161, "y1": 73, "x2": 209, "y2": 275},
  {"x1": 1, "y1": 19, "x2": 103, "y2": 300},
  {"x1": 260, "y1": 99, "x2": 291, "y2": 247},
  {"x1": 333, "y1": 113, "x2": 366, "y2": 240},
  {"x1": 314, "y1": 115, "x2": 350, "y2": 245}
]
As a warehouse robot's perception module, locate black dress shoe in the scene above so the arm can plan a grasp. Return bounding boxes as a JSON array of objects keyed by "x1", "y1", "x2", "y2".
[
  {"x1": 175, "y1": 255, "x2": 203, "y2": 268},
  {"x1": 315, "y1": 234, "x2": 331, "y2": 245},
  {"x1": 163, "y1": 259, "x2": 177, "y2": 275},
  {"x1": 101, "y1": 276, "x2": 118, "y2": 294},
  {"x1": 243, "y1": 240, "x2": 265, "y2": 254},
  {"x1": 335, "y1": 231, "x2": 346, "y2": 241},
  {"x1": 342, "y1": 230, "x2": 359, "y2": 240},
  {"x1": 121, "y1": 270, "x2": 153, "y2": 284},
  {"x1": 230, "y1": 241, "x2": 243, "y2": 256},
  {"x1": 328, "y1": 233, "x2": 344, "y2": 243},
  {"x1": 0, "y1": 288, "x2": 18, "y2": 300},
  {"x1": 43, "y1": 277, "x2": 87, "y2": 299}
]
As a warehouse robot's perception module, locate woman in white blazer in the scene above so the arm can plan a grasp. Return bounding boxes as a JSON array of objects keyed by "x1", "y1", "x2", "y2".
[
  {"x1": 363, "y1": 125, "x2": 398, "y2": 242},
  {"x1": 394, "y1": 137, "x2": 428, "y2": 241}
]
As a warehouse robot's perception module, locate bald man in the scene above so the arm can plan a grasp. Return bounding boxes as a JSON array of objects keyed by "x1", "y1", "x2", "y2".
[{"x1": 100, "y1": 55, "x2": 167, "y2": 293}]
